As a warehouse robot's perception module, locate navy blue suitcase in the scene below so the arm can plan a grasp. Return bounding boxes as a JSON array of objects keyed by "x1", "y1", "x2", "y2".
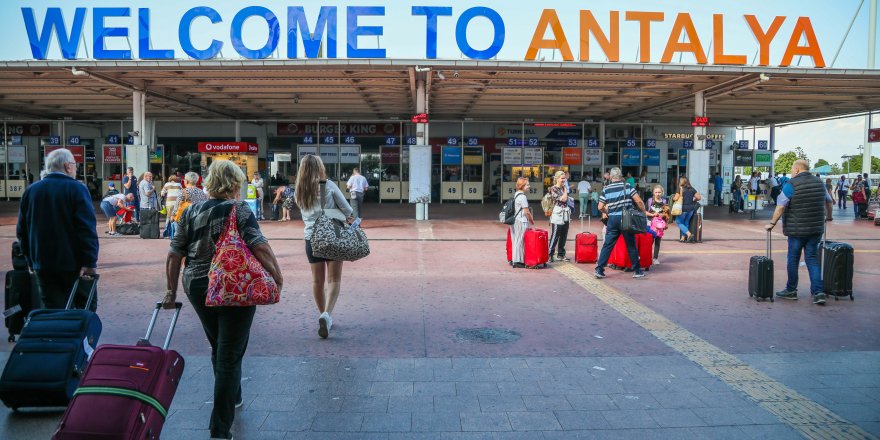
[{"x1": 0, "y1": 275, "x2": 101, "y2": 410}]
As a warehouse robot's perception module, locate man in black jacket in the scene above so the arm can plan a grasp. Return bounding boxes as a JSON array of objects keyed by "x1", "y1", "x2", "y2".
[
  {"x1": 765, "y1": 160, "x2": 831, "y2": 305},
  {"x1": 17, "y1": 148, "x2": 98, "y2": 309}
]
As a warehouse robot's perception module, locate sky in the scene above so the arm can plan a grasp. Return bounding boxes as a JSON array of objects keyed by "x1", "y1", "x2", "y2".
[{"x1": 1, "y1": 0, "x2": 878, "y2": 163}]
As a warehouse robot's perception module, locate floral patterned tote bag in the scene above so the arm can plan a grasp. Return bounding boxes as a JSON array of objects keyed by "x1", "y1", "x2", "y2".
[{"x1": 206, "y1": 203, "x2": 279, "y2": 306}]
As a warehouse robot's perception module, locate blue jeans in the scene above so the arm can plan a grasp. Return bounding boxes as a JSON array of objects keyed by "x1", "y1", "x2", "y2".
[
  {"x1": 579, "y1": 193, "x2": 589, "y2": 216},
  {"x1": 676, "y1": 210, "x2": 695, "y2": 237},
  {"x1": 714, "y1": 189, "x2": 722, "y2": 206},
  {"x1": 596, "y1": 216, "x2": 640, "y2": 271},
  {"x1": 786, "y1": 234, "x2": 823, "y2": 295}
]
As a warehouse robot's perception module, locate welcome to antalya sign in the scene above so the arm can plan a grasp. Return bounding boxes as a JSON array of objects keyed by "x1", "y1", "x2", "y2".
[{"x1": 11, "y1": 4, "x2": 826, "y2": 67}]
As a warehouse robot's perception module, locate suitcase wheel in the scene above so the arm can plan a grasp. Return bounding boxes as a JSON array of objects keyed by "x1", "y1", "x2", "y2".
[
  {"x1": 7, "y1": 335, "x2": 14, "y2": 343},
  {"x1": 748, "y1": 291, "x2": 753, "y2": 298},
  {"x1": 770, "y1": 297, "x2": 774, "y2": 303}
]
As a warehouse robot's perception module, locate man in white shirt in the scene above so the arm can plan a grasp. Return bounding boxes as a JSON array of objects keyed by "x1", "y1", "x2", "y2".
[
  {"x1": 577, "y1": 175, "x2": 592, "y2": 217},
  {"x1": 346, "y1": 167, "x2": 369, "y2": 219},
  {"x1": 834, "y1": 175, "x2": 849, "y2": 209},
  {"x1": 767, "y1": 174, "x2": 780, "y2": 205}
]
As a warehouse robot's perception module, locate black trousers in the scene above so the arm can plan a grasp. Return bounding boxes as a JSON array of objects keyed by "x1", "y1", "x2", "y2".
[
  {"x1": 549, "y1": 221, "x2": 570, "y2": 258},
  {"x1": 34, "y1": 269, "x2": 94, "y2": 310},
  {"x1": 186, "y1": 277, "x2": 254, "y2": 439}
]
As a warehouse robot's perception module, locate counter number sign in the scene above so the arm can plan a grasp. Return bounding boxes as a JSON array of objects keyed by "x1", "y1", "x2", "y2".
[
  {"x1": 567, "y1": 138, "x2": 578, "y2": 147},
  {"x1": 587, "y1": 137, "x2": 599, "y2": 148},
  {"x1": 645, "y1": 139, "x2": 657, "y2": 148},
  {"x1": 757, "y1": 140, "x2": 768, "y2": 150},
  {"x1": 323, "y1": 136, "x2": 335, "y2": 144},
  {"x1": 68, "y1": 135, "x2": 81, "y2": 145},
  {"x1": 343, "y1": 136, "x2": 356, "y2": 144},
  {"x1": 466, "y1": 137, "x2": 479, "y2": 146},
  {"x1": 626, "y1": 138, "x2": 637, "y2": 147},
  {"x1": 385, "y1": 137, "x2": 397, "y2": 145},
  {"x1": 48, "y1": 136, "x2": 61, "y2": 145},
  {"x1": 106, "y1": 135, "x2": 120, "y2": 144},
  {"x1": 302, "y1": 135, "x2": 315, "y2": 144}
]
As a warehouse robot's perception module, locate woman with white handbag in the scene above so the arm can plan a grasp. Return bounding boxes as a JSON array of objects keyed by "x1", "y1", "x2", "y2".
[{"x1": 295, "y1": 154, "x2": 357, "y2": 339}]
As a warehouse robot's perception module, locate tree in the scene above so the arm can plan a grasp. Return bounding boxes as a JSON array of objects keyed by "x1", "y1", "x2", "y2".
[
  {"x1": 840, "y1": 155, "x2": 880, "y2": 174},
  {"x1": 775, "y1": 147, "x2": 809, "y2": 174},
  {"x1": 815, "y1": 159, "x2": 830, "y2": 168},
  {"x1": 831, "y1": 163, "x2": 843, "y2": 175}
]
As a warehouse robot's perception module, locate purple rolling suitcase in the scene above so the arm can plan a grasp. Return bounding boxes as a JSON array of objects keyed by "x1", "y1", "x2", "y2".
[{"x1": 52, "y1": 301, "x2": 184, "y2": 440}]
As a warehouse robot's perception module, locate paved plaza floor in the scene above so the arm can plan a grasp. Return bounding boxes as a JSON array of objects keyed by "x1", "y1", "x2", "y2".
[{"x1": 0, "y1": 201, "x2": 877, "y2": 439}]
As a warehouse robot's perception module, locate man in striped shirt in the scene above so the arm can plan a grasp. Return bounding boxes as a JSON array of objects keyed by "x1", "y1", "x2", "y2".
[{"x1": 595, "y1": 167, "x2": 648, "y2": 279}]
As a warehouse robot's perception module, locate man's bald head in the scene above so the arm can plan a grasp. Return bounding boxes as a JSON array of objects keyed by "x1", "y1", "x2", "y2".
[{"x1": 793, "y1": 159, "x2": 810, "y2": 172}]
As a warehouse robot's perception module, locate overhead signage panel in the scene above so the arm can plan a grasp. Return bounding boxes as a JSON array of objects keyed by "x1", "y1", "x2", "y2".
[
  {"x1": 734, "y1": 150, "x2": 753, "y2": 167},
  {"x1": 503, "y1": 147, "x2": 522, "y2": 165},
  {"x1": 6, "y1": 5, "x2": 828, "y2": 68},
  {"x1": 523, "y1": 148, "x2": 543, "y2": 165},
  {"x1": 583, "y1": 149, "x2": 601, "y2": 165},
  {"x1": 198, "y1": 142, "x2": 258, "y2": 153}
]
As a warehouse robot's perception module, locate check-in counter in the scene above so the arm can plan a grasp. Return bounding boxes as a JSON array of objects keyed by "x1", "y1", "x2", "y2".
[
  {"x1": 380, "y1": 181, "x2": 401, "y2": 200},
  {"x1": 0, "y1": 180, "x2": 27, "y2": 198}
]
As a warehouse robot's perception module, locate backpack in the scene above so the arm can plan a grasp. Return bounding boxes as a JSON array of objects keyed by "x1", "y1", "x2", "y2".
[
  {"x1": 650, "y1": 216, "x2": 667, "y2": 238},
  {"x1": 500, "y1": 194, "x2": 525, "y2": 225},
  {"x1": 541, "y1": 191, "x2": 556, "y2": 216}
]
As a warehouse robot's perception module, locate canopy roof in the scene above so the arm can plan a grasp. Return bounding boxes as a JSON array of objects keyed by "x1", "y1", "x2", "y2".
[{"x1": 0, "y1": 59, "x2": 877, "y2": 125}]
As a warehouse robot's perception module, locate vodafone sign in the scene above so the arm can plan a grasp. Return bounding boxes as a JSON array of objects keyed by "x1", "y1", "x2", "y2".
[
  {"x1": 869, "y1": 128, "x2": 880, "y2": 143},
  {"x1": 198, "y1": 142, "x2": 259, "y2": 153}
]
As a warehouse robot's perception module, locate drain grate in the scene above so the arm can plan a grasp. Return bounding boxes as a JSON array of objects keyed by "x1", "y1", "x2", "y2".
[{"x1": 455, "y1": 328, "x2": 521, "y2": 344}]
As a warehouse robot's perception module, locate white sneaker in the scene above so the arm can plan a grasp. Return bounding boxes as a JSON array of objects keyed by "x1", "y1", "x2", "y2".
[
  {"x1": 738, "y1": 210, "x2": 744, "y2": 213},
  {"x1": 653, "y1": 258, "x2": 659, "y2": 265},
  {"x1": 318, "y1": 312, "x2": 331, "y2": 339}
]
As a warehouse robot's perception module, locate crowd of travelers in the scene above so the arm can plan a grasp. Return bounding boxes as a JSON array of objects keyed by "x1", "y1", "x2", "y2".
[
  {"x1": 16, "y1": 148, "x2": 361, "y2": 439},
  {"x1": 506, "y1": 163, "x2": 879, "y2": 280},
  {"x1": 508, "y1": 166, "x2": 707, "y2": 277}
]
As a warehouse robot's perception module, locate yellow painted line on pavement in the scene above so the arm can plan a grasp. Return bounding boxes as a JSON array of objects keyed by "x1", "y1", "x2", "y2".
[{"x1": 555, "y1": 263, "x2": 877, "y2": 440}]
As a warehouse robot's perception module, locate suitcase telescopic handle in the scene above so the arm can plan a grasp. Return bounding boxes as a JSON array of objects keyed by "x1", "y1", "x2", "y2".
[
  {"x1": 65, "y1": 274, "x2": 100, "y2": 311},
  {"x1": 766, "y1": 229, "x2": 772, "y2": 259},
  {"x1": 143, "y1": 301, "x2": 183, "y2": 350}
]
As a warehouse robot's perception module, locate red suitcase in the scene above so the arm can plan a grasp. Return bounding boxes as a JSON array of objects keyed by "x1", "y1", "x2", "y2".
[
  {"x1": 53, "y1": 302, "x2": 185, "y2": 440},
  {"x1": 523, "y1": 228, "x2": 549, "y2": 268},
  {"x1": 608, "y1": 232, "x2": 653, "y2": 271},
  {"x1": 575, "y1": 233, "x2": 598, "y2": 263},
  {"x1": 506, "y1": 228, "x2": 512, "y2": 264}
]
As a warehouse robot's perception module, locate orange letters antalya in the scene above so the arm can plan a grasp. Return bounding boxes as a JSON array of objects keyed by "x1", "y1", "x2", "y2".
[{"x1": 525, "y1": 10, "x2": 825, "y2": 68}]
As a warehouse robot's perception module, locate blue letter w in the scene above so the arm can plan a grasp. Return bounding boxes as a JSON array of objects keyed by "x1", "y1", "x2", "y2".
[{"x1": 22, "y1": 8, "x2": 86, "y2": 59}]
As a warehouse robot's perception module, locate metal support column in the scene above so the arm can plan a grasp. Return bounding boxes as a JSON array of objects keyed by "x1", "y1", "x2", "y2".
[
  {"x1": 132, "y1": 91, "x2": 145, "y2": 145},
  {"x1": 863, "y1": 0, "x2": 875, "y2": 176}
]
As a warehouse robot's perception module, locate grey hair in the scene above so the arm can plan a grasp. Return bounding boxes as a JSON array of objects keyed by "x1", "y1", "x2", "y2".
[
  {"x1": 184, "y1": 171, "x2": 200, "y2": 185},
  {"x1": 46, "y1": 148, "x2": 74, "y2": 173},
  {"x1": 609, "y1": 167, "x2": 623, "y2": 181}
]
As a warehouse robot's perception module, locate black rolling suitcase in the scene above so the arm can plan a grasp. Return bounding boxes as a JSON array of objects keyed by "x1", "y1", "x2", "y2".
[
  {"x1": 0, "y1": 275, "x2": 102, "y2": 410},
  {"x1": 4, "y1": 270, "x2": 41, "y2": 343},
  {"x1": 748, "y1": 230, "x2": 774, "y2": 302},
  {"x1": 821, "y1": 241, "x2": 854, "y2": 300},
  {"x1": 11, "y1": 241, "x2": 27, "y2": 271},
  {"x1": 688, "y1": 205, "x2": 703, "y2": 243},
  {"x1": 139, "y1": 208, "x2": 160, "y2": 239}
]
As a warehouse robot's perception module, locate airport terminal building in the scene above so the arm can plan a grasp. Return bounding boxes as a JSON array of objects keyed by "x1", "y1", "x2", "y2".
[{"x1": 0, "y1": 3, "x2": 877, "y2": 206}]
